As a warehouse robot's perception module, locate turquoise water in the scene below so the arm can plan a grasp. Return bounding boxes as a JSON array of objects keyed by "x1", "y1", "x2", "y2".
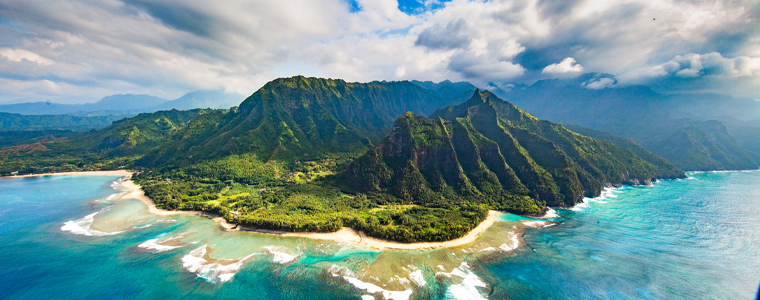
[{"x1": 1, "y1": 172, "x2": 759, "y2": 299}]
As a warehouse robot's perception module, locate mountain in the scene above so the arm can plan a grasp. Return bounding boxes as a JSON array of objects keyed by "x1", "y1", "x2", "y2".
[
  {"x1": 647, "y1": 122, "x2": 758, "y2": 171},
  {"x1": 0, "y1": 130, "x2": 75, "y2": 148},
  {"x1": 152, "y1": 89, "x2": 244, "y2": 111},
  {"x1": 495, "y1": 73, "x2": 760, "y2": 171},
  {"x1": 0, "y1": 89, "x2": 243, "y2": 117},
  {"x1": 346, "y1": 90, "x2": 684, "y2": 209},
  {"x1": 563, "y1": 124, "x2": 686, "y2": 174},
  {"x1": 0, "y1": 112, "x2": 129, "y2": 131},
  {"x1": 342, "y1": 111, "x2": 540, "y2": 211},
  {"x1": 0, "y1": 94, "x2": 168, "y2": 115},
  {"x1": 139, "y1": 76, "x2": 460, "y2": 170},
  {"x1": 411, "y1": 80, "x2": 477, "y2": 104},
  {"x1": 0, "y1": 109, "x2": 208, "y2": 174}
]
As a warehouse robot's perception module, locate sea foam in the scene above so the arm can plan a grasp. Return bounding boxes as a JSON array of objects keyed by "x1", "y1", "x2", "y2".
[
  {"x1": 436, "y1": 263, "x2": 488, "y2": 300},
  {"x1": 181, "y1": 245, "x2": 255, "y2": 283},
  {"x1": 60, "y1": 211, "x2": 124, "y2": 236},
  {"x1": 341, "y1": 276, "x2": 413, "y2": 300},
  {"x1": 262, "y1": 246, "x2": 299, "y2": 264}
]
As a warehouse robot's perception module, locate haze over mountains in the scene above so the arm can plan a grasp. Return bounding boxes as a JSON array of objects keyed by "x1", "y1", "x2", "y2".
[
  {"x1": 492, "y1": 73, "x2": 760, "y2": 171},
  {"x1": 1, "y1": 73, "x2": 758, "y2": 172},
  {"x1": 0, "y1": 89, "x2": 243, "y2": 117}
]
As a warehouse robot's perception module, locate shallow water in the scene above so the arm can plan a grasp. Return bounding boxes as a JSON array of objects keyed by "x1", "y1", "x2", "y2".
[{"x1": 1, "y1": 172, "x2": 759, "y2": 299}]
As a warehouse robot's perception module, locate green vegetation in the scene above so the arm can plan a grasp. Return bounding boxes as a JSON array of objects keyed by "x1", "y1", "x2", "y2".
[
  {"x1": 0, "y1": 112, "x2": 129, "y2": 131},
  {"x1": 0, "y1": 77, "x2": 687, "y2": 243},
  {"x1": 430, "y1": 90, "x2": 685, "y2": 205},
  {"x1": 0, "y1": 109, "x2": 208, "y2": 174}
]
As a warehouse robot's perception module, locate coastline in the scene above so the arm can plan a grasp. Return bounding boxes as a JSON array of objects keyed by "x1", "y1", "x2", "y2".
[
  {"x1": 10, "y1": 170, "x2": 505, "y2": 250},
  {"x1": 4, "y1": 170, "x2": 133, "y2": 178},
  {"x1": 115, "y1": 174, "x2": 501, "y2": 250}
]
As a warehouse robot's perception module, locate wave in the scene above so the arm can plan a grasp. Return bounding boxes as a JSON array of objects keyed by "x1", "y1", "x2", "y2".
[
  {"x1": 60, "y1": 211, "x2": 124, "y2": 236},
  {"x1": 138, "y1": 238, "x2": 185, "y2": 252},
  {"x1": 543, "y1": 208, "x2": 560, "y2": 219},
  {"x1": 137, "y1": 234, "x2": 195, "y2": 253},
  {"x1": 572, "y1": 186, "x2": 622, "y2": 211},
  {"x1": 499, "y1": 232, "x2": 520, "y2": 251},
  {"x1": 436, "y1": 263, "x2": 488, "y2": 300},
  {"x1": 341, "y1": 276, "x2": 413, "y2": 300},
  {"x1": 262, "y1": 246, "x2": 299, "y2": 264},
  {"x1": 328, "y1": 264, "x2": 416, "y2": 300},
  {"x1": 181, "y1": 245, "x2": 256, "y2": 283}
]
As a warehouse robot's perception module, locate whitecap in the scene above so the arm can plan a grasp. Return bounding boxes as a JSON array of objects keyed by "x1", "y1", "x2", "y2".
[
  {"x1": 137, "y1": 238, "x2": 184, "y2": 252},
  {"x1": 342, "y1": 276, "x2": 413, "y2": 300},
  {"x1": 181, "y1": 245, "x2": 256, "y2": 283},
  {"x1": 499, "y1": 232, "x2": 520, "y2": 251},
  {"x1": 543, "y1": 208, "x2": 559, "y2": 219},
  {"x1": 436, "y1": 263, "x2": 488, "y2": 300},
  {"x1": 407, "y1": 270, "x2": 426, "y2": 287},
  {"x1": 61, "y1": 212, "x2": 124, "y2": 236},
  {"x1": 262, "y1": 246, "x2": 299, "y2": 264},
  {"x1": 523, "y1": 220, "x2": 548, "y2": 228}
]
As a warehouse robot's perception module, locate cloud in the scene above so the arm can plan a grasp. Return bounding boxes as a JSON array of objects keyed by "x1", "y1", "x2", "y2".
[
  {"x1": 583, "y1": 77, "x2": 615, "y2": 90},
  {"x1": 414, "y1": 18, "x2": 471, "y2": 50},
  {"x1": 448, "y1": 52, "x2": 525, "y2": 81},
  {"x1": 542, "y1": 57, "x2": 583, "y2": 74},
  {"x1": 0, "y1": 48, "x2": 54, "y2": 66},
  {"x1": 0, "y1": 0, "x2": 758, "y2": 102},
  {"x1": 616, "y1": 52, "x2": 760, "y2": 85}
]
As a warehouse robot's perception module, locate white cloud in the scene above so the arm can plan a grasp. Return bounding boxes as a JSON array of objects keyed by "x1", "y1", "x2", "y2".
[
  {"x1": 0, "y1": 48, "x2": 54, "y2": 65},
  {"x1": 542, "y1": 57, "x2": 583, "y2": 74},
  {"x1": 583, "y1": 77, "x2": 615, "y2": 90},
  {"x1": 0, "y1": 0, "x2": 758, "y2": 102},
  {"x1": 616, "y1": 52, "x2": 760, "y2": 85}
]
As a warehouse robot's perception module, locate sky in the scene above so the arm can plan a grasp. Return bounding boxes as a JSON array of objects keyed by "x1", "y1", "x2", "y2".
[{"x1": 0, "y1": 0, "x2": 759, "y2": 103}]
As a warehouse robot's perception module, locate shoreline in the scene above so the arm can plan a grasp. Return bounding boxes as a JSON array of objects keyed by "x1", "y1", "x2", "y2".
[
  {"x1": 4, "y1": 170, "x2": 133, "y2": 178},
  {"x1": 114, "y1": 173, "x2": 502, "y2": 250},
  {"x1": 10, "y1": 170, "x2": 510, "y2": 250}
]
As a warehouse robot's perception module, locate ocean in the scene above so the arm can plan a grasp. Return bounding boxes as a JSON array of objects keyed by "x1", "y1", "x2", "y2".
[{"x1": 0, "y1": 171, "x2": 758, "y2": 299}]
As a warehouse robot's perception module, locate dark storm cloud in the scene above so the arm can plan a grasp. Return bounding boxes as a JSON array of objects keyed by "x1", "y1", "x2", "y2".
[
  {"x1": 124, "y1": 0, "x2": 218, "y2": 37},
  {"x1": 415, "y1": 18, "x2": 471, "y2": 50}
]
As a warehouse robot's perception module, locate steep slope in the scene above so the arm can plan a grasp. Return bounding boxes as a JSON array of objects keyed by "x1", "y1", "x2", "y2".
[
  {"x1": 343, "y1": 112, "x2": 541, "y2": 213},
  {"x1": 495, "y1": 73, "x2": 760, "y2": 171},
  {"x1": 140, "y1": 76, "x2": 459, "y2": 170},
  {"x1": 564, "y1": 124, "x2": 684, "y2": 176},
  {"x1": 426, "y1": 90, "x2": 684, "y2": 206},
  {"x1": 648, "y1": 122, "x2": 758, "y2": 171}
]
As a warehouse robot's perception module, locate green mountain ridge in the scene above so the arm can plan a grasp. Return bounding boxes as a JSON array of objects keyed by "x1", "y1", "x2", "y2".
[{"x1": 429, "y1": 90, "x2": 684, "y2": 206}]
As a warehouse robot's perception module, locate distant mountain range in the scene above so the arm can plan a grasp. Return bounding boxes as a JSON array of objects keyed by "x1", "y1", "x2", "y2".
[
  {"x1": 0, "y1": 89, "x2": 244, "y2": 116},
  {"x1": 493, "y1": 73, "x2": 760, "y2": 171}
]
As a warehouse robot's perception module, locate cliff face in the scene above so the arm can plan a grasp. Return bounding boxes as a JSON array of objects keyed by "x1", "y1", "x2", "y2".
[
  {"x1": 344, "y1": 112, "x2": 542, "y2": 213},
  {"x1": 139, "y1": 76, "x2": 463, "y2": 168},
  {"x1": 346, "y1": 90, "x2": 685, "y2": 209}
]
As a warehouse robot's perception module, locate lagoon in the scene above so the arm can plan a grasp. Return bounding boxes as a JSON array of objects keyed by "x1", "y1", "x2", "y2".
[{"x1": 0, "y1": 171, "x2": 758, "y2": 299}]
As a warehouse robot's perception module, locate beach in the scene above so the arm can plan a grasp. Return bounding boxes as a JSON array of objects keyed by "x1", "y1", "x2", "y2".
[
  {"x1": 7, "y1": 170, "x2": 503, "y2": 250},
  {"x1": 7, "y1": 170, "x2": 133, "y2": 178},
  {"x1": 111, "y1": 172, "x2": 503, "y2": 250}
]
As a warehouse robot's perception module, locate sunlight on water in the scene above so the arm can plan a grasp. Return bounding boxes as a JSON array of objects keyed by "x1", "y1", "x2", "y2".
[{"x1": 1, "y1": 171, "x2": 759, "y2": 299}]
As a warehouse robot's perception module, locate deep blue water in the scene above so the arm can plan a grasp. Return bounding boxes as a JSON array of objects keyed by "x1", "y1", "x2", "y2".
[{"x1": 1, "y1": 172, "x2": 759, "y2": 299}]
